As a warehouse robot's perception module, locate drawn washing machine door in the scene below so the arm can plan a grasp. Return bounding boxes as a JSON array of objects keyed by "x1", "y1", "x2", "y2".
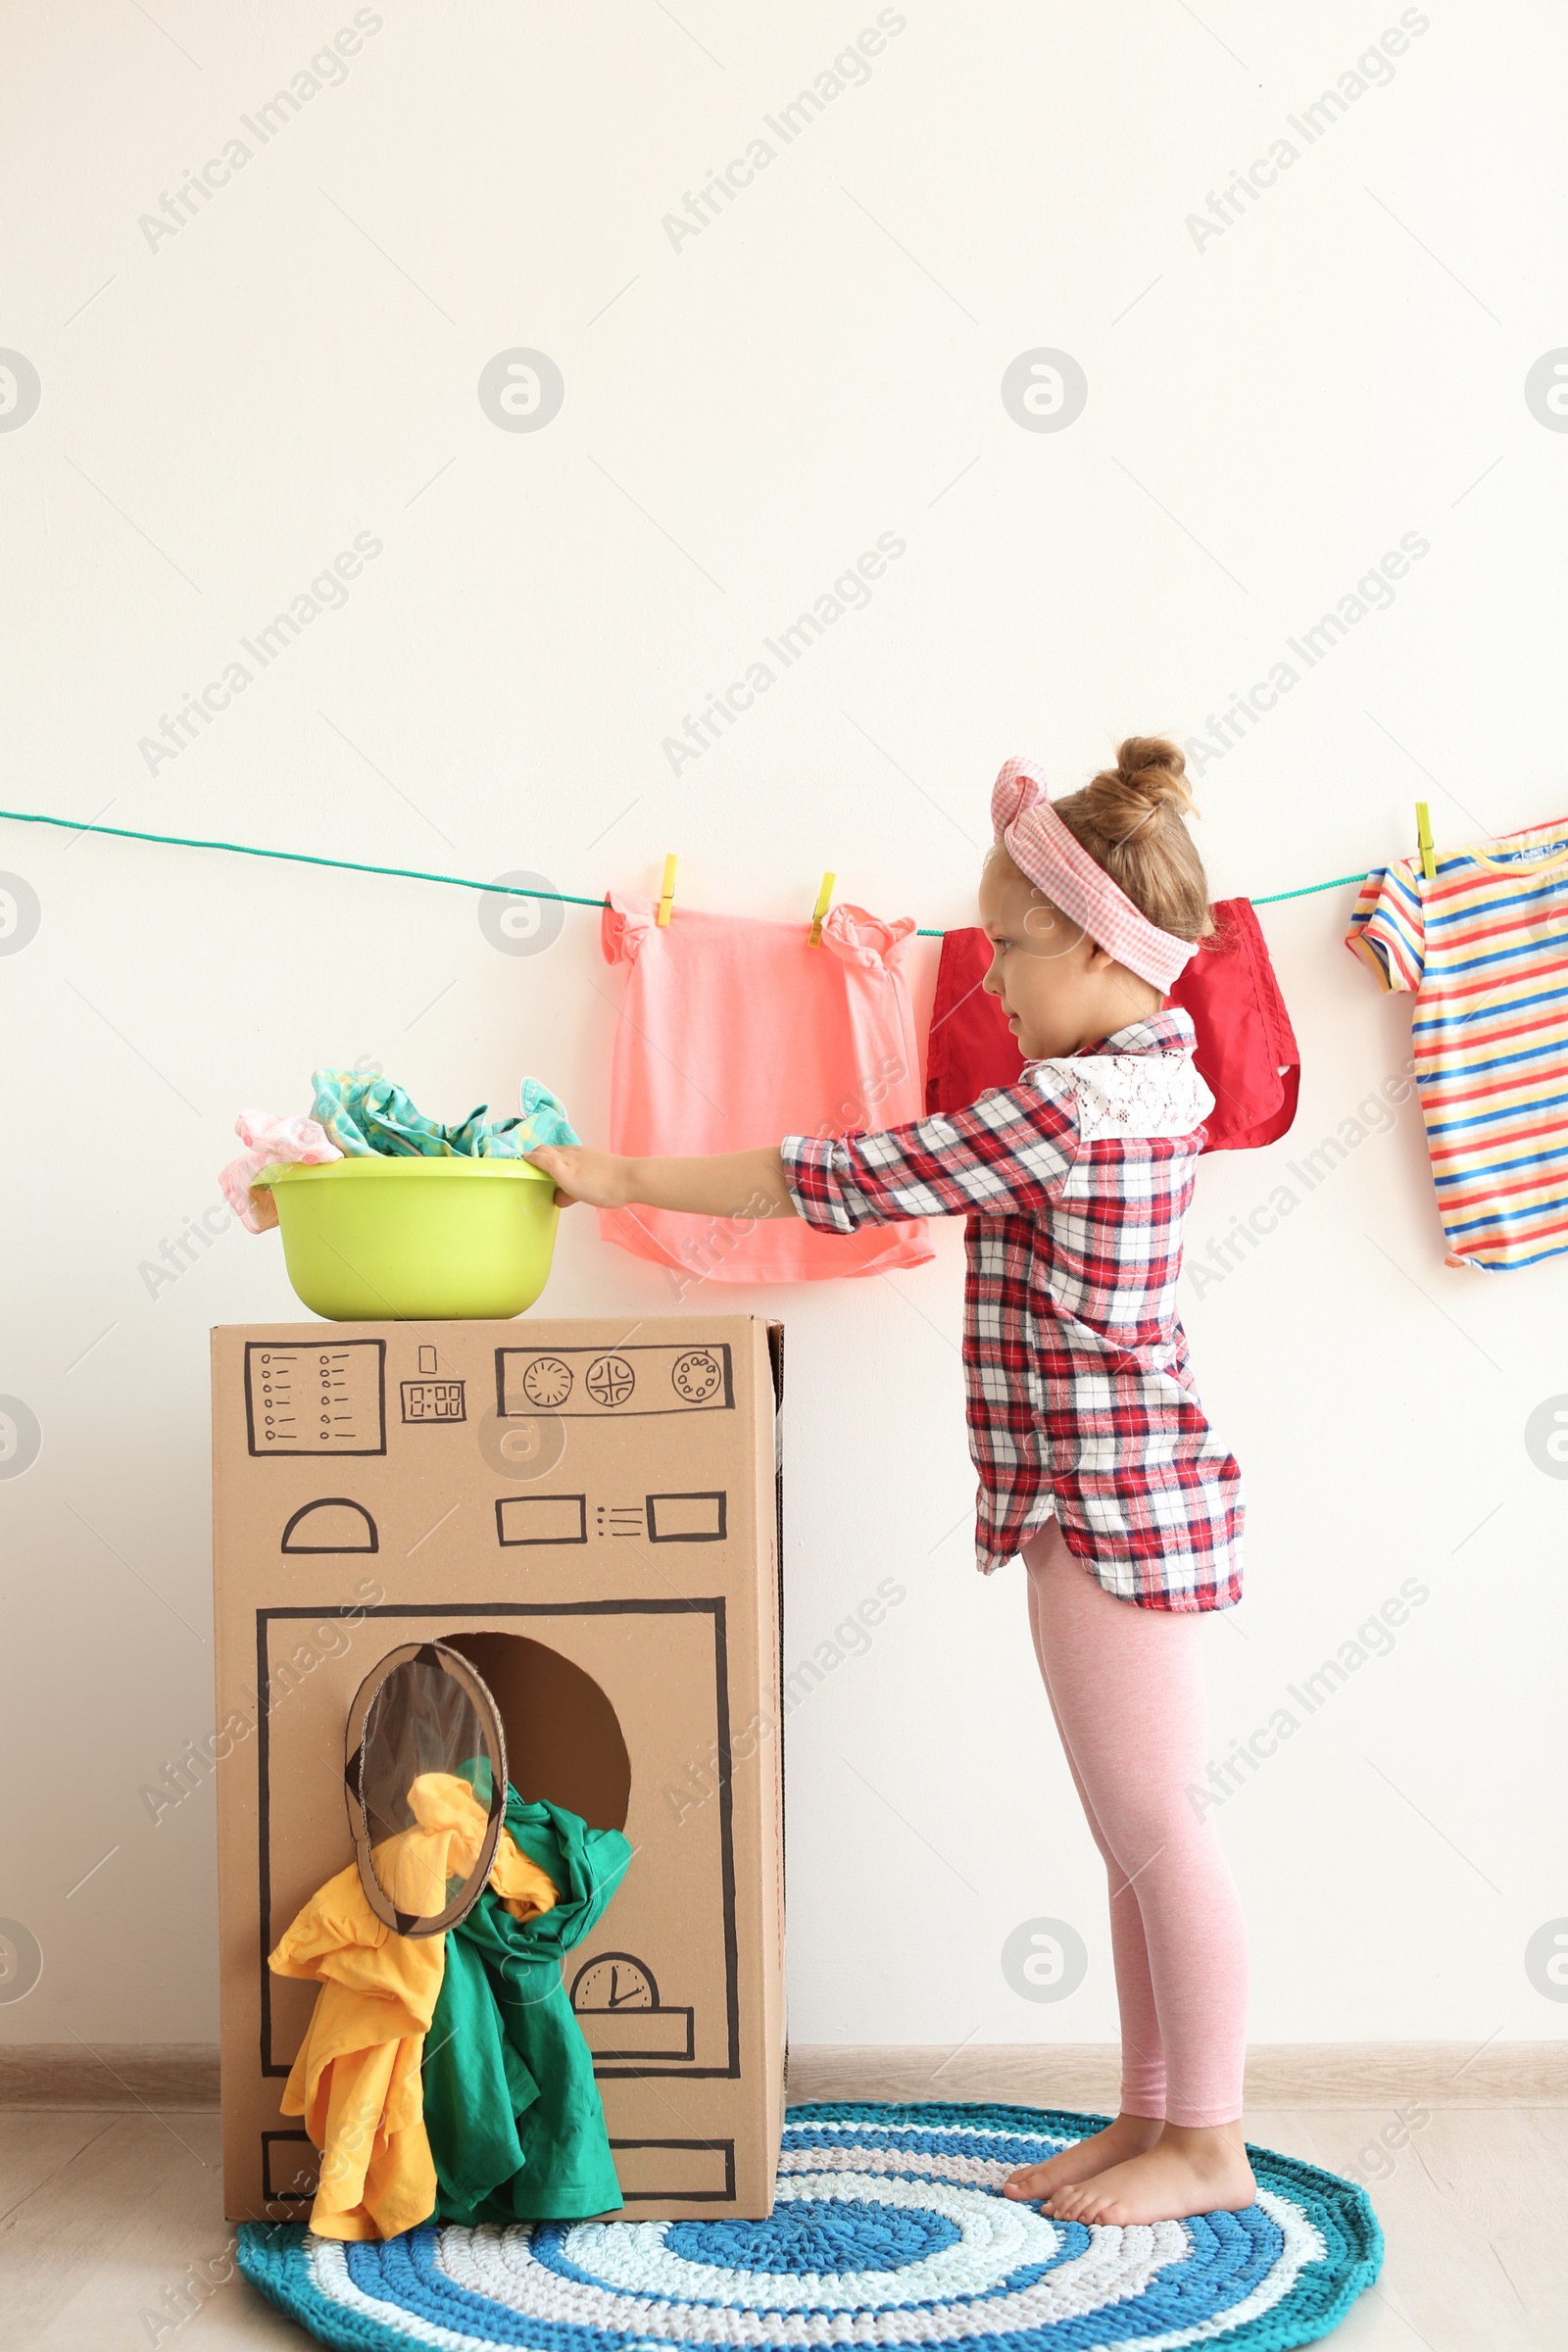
[{"x1": 343, "y1": 1642, "x2": 509, "y2": 1937}]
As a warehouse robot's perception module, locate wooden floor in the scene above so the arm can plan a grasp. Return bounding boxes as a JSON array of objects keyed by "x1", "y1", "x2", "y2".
[{"x1": 2, "y1": 2096, "x2": 1564, "y2": 2350}]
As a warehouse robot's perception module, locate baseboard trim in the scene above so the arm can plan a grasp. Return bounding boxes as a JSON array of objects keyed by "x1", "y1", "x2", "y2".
[
  {"x1": 0, "y1": 2043, "x2": 221, "y2": 2109},
  {"x1": 4, "y1": 2038, "x2": 1562, "y2": 2112},
  {"x1": 785, "y1": 2042, "x2": 1568, "y2": 2108}
]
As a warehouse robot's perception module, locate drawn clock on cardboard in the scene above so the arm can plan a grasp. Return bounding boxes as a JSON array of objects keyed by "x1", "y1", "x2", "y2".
[
  {"x1": 671, "y1": 1348, "x2": 723, "y2": 1404},
  {"x1": 520, "y1": 1356, "x2": 573, "y2": 1409},
  {"x1": 570, "y1": 1951, "x2": 658, "y2": 2013}
]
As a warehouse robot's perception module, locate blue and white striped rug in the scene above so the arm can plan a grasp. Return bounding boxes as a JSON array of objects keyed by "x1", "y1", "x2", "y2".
[{"x1": 236, "y1": 2101, "x2": 1382, "y2": 2352}]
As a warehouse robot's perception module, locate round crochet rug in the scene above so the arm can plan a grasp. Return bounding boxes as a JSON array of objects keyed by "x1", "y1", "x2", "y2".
[{"x1": 236, "y1": 2101, "x2": 1383, "y2": 2352}]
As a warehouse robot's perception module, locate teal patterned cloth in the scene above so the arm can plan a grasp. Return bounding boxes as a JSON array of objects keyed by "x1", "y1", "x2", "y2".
[{"x1": 309, "y1": 1071, "x2": 579, "y2": 1159}]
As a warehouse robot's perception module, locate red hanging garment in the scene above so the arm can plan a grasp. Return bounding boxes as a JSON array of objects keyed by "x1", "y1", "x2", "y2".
[{"x1": 923, "y1": 899, "x2": 1299, "y2": 1151}]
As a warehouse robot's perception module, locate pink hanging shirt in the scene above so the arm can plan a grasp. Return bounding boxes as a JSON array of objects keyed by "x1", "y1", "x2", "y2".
[{"x1": 597, "y1": 889, "x2": 934, "y2": 1284}]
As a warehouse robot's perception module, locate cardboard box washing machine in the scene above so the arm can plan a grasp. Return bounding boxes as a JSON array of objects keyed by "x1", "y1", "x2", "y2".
[{"x1": 211, "y1": 1315, "x2": 785, "y2": 2223}]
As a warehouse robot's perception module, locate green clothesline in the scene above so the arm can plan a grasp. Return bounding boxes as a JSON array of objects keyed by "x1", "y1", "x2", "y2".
[{"x1": 0, "y1": 805, "x2": 1365, "y2": 927}]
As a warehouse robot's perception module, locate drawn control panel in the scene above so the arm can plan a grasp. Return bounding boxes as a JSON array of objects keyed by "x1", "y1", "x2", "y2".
[
  {"x1": 496, "y1": 1344, "x2": 732, "y2": 1420},
  {"x1": 495, "y1": 1490, "x2": 727, "y2": 1546},
  {"x1": 244, "y1": 1342, "x2": 386, "y2": 1456}
]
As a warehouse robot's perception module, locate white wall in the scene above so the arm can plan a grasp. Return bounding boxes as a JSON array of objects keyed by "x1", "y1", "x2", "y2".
[{"x1": 3, "y1": 0, "x2": 1566, "y2": 2054}]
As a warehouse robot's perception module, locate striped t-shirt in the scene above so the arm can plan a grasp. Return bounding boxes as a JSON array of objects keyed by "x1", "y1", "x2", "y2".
[{"x1": 1346, "y1": 815, "x2": 1568, "y2": 1270}]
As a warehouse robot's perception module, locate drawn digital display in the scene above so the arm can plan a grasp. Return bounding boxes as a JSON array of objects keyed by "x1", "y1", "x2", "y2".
[{"x1": 401, "y1": 1380, "x2": 466, "y2": 1423}]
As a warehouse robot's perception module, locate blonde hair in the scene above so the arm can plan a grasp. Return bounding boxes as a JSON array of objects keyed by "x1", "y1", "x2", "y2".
[{"x1": 1051, "y1": 735, "x2": 1213, "y2": 944}]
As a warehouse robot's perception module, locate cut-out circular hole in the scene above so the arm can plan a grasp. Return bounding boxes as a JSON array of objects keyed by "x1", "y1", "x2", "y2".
[
  {"x1": 343, "y1": 1642, "x2": 507, "y2": 1937},
  {"x1": 440, "y1": 1634, "x2": 631, "y2": 1833}
]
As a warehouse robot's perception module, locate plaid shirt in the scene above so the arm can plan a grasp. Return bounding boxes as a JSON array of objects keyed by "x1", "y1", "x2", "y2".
[{"x1": 781, "y1": 1007, "x2": 1244, "y2": 1610}]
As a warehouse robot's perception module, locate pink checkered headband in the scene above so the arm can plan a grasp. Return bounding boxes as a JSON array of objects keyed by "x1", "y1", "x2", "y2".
[{"x1": 989, "y1": 756, "x2": 1199, "y2": 995}]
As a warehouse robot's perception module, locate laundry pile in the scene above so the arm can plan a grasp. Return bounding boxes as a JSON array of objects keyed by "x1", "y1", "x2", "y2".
[
  {"x1": 220, "y1": 1071, "x2": 578, "y2": 1233},
  {"x1": 269, "y1": 1766, "x2": 630, "y2": 2239}
]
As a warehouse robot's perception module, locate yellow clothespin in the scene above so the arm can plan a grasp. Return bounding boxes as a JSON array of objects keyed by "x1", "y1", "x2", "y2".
[
  {"x1": 1415, "y1": 803, "x2": 1436, "y2": 882},
  {"x1": 657, "y1": 853, "x2": 677, "y2": 927},
  {"x1": 808, "y1": 870, "x2": 835, "y2": 947}
]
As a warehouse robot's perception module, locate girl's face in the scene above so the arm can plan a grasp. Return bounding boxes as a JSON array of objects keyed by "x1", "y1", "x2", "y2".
[{"x1": 977, "y1": 851, "x2": 1162, "y2": 1060}]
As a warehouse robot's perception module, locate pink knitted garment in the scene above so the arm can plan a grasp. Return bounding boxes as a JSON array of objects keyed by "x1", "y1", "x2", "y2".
[{"x1": 597, "y1": 890, "x2": 934, "y2": 1284}]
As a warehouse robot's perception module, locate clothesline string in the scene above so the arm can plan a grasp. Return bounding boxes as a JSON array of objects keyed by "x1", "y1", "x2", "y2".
[{"x1": 0, "y1": 805, "x2": 1366, "y2": 927}]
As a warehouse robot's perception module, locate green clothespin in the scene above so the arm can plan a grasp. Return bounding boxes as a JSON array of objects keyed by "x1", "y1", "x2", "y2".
[{"x1": 1415, "y1": 803, "x2": 1436, "y2": 882}]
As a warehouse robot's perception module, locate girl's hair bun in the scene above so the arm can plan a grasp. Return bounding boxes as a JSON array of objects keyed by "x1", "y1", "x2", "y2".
[
  {"x1": 1094, "y1": 735, "x2": 1198, "y2": 832},
  {"x1": 1052, "y1": 733, "x2": 1212, "y2": 949}
]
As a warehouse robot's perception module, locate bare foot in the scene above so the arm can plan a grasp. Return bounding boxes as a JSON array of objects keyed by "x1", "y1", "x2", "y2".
[
  {"x1": 1046, "y1": 2122, "x2": 1255, "y2": 2226},
  {"x1": 1001, "y1": 2112, "x2": 1164, "y2": 2203}
]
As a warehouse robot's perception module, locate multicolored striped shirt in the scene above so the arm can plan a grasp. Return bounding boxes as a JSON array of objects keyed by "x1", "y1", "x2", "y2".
[
  {"x1": 1346, "y1": 814, "x2": 1568, "y2": 1270},
  {"x1": 781, "y1": 1008, "x2": 1245, "y2": 1612}
]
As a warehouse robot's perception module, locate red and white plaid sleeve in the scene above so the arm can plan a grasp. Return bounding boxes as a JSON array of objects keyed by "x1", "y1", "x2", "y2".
[{"x1": 781, "y1": 1079, "x2": 1081, "y2": 1231}]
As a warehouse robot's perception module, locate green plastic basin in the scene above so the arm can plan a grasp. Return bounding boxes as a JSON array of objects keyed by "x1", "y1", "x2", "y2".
[{"x1": 263, "y1": 1157, "x2": 560, "y2": 1321}]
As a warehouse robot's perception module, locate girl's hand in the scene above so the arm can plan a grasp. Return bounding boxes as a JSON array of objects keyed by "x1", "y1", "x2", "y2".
[
  {"x1": 523, "y1": 1144, "x2": 632, "y2": 1209},
  {"x1": 524, "y1": 1142, "x2": 796, "y2": 1221}
]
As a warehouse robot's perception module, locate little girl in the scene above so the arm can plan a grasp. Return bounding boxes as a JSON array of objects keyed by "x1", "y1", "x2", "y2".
[{"x1": 526, "y1": 739, "x2": 1252, "y2": 2229}]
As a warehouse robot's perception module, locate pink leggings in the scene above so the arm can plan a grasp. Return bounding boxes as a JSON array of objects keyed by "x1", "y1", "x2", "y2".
[{"x1": 1022, "y1": 1520, "x2": 1248, "y2": 2129}]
